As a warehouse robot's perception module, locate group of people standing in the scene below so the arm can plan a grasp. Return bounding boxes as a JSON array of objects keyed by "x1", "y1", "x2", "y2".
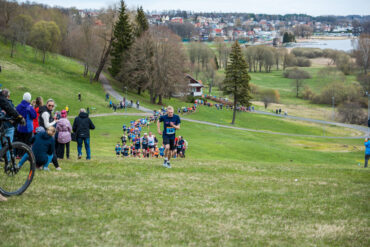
[{"x1": 0, "y1": 90, "x2": 95, "y2": 171}]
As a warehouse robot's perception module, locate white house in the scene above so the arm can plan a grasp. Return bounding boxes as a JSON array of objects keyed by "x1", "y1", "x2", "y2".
[{"x1": 186, "y1": 74, "x2": 204, "y2": 97}]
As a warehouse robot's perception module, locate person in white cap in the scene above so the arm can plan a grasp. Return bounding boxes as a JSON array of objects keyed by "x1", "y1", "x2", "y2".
[{"x1": 15, "y1": 92, "x2": 37, "y2": 148}]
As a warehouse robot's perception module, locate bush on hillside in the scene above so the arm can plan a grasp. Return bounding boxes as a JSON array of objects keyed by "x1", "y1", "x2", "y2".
[
  {"x1": 301, "y1": 86, "x2": 316, "y2": 100},
  {"x1": 249, "y1": 83, "x2": 260, "y2": 95},
  {"x1": 258, "y1": 89, "x2": 280, "y2": 109},
  {"x1": 295, "y1": 57, "x2": 311, "y2": 67},
  {"x1": 357, "y1": 73, "x2": 370, "y2": 93},
  {"x1": 283, "y1": 67, "x2": 312, "y2": 79},
  {"x1": 337, "y1": 101, "x2": 367, "y2": 125},
  {"x1": 311, "y1": 82, "x2": 363, "y2": 105},
  {"x1": 291, "y1": 48, "x2": 323, "y2": 58}
]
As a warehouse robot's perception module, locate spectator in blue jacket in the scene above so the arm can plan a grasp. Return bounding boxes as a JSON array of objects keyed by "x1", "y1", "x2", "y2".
[
  {"x1": 364, "y1": 138, "x2": 370, "y2": 168},
  {"x1": 18, "y1": 126, "x2": 58, "y2": 171},
  {"x1": 15, "y1": 92, "x2": 37, "y2": 148}
]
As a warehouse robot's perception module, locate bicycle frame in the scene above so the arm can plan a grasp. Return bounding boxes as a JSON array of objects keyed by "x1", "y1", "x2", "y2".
[{"x1": 0, "y1": 124, "x2": 16, "y2": 170}]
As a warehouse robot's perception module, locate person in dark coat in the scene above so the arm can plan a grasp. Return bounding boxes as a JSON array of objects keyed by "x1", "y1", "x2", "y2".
[
  {"x1": 18, "y1": 127, "x2": 56, "y2": 171},
  {"x1": 15, "y1": 92, "x2": 37, "y2": 147},
  {"x1": 73, "y1": 108, "x2": 95, "y2": 160}
]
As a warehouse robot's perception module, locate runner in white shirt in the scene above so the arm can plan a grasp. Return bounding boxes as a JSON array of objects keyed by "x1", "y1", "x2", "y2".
[{"x1": 148, "y1": 131, "x2": 156, "y2": 157}]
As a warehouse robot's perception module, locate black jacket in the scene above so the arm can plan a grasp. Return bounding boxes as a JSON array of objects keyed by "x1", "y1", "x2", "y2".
[
  {"x1": 38, "y1": 105, "x2": 53, "y2": 129},
  {"x1": 72, "y1": 112, "x2": 95, "y2": 138},
  {"x1": 0, "y1": 94, "x2": 19, "y2": 119}
]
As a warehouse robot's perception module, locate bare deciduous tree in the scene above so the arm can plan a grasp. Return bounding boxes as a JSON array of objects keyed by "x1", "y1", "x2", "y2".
[{"x1": 353, "y1": 34, "x2": 370, "y2": 74}]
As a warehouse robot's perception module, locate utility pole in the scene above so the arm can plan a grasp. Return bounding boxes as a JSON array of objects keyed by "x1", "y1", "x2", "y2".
[
  {"x1": 124, "y1": 86, "x2": 128, "y2": 113},
  {"x1": 332, "y1": 96, "x2": 335, "y2": 121},
  {"x1": 367, "y1": 92, "x2": 370, "y2": 122}
]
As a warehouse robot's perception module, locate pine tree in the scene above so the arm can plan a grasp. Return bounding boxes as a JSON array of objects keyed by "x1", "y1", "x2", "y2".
[
  {"x1": 109, "y1": 0, "x2": 133, "y2": 77},
  {"x1": 223, "y1": 41, "x2": 252, "y2": 124},
  {"x1": 135, "y1": 6, "x2": 149, "y2": 37}
]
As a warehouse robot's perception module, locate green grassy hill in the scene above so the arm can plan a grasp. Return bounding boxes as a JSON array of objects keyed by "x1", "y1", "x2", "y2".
[
  {"x1": 1, "y1": 115, "x2": 368, "y2": 246},
  {"x1": 0, "y1": 42, "x2": 137, "y2": 115},
  {"x1": 0, "y1": 41, "x2": 369, "y2": 246}
]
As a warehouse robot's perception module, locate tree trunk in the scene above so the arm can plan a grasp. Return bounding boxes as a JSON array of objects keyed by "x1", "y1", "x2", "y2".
[
  {"x1": 158, "y1": 94, "x2": 163, "y2": 105},
  {"x1": 10, "y1": 40, "x2": 15, "y2": 58},
  {"x1": 42, "y1": 50, "x2": 46, "y2": 64},
  {"x1": 296, "y1": 80, "x2": 299, "y2": 97},
  {"x1": 84, "y1": 63, "x2": 89, "y2": 77},
  {"x1": 137, "y1": 87, "x2": 141, "y2": 95},
  {"x1": 231, "y1": 94, "x2": 237, "y2": 125},
  {"x1": 153, "y1": 94, "x2": 158, "y2": 104},
  {"x1": 94, "y1": 38, "x2": 113, "y2": 81},
  {"x1": 150, "y1": 90, "x2": 155, "y2": 104}
]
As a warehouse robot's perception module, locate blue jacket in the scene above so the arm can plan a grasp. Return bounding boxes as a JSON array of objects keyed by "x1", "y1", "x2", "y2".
[
  {"x1": 31, "y1": 132, "x2": 55, "y2": 166},
  {"x1": 365, "y1": 141, "x2": 370, "y2": 155},
  {"x1": 16, "y1": 100, "x2": 37, "y2": 133}
]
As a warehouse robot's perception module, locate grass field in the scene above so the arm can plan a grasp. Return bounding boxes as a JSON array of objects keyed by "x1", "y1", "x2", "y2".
[
  {"x1": 1, "y1": 40, "x2": 369, "y2": 246},
  {"x1": 0, "y1": 42, "x2": 138, "y2": 115},
  {"x1": 1, "y1": 115, "x2": 369, "y2": 246}
]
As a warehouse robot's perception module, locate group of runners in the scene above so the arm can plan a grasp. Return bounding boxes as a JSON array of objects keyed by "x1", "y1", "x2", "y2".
[{"x1": 114, "y1": 106, "x2": 187, "y2": 168}]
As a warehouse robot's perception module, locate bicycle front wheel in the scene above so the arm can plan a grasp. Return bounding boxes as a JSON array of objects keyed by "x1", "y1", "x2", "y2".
[{"x1": 0, "y1": 142, "x2": 36, "y2": 196}]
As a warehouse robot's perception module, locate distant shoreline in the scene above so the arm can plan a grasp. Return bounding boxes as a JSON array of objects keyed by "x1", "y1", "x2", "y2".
[{"x1": 296, "y1": 36, "x2": 354, "y2": 42}]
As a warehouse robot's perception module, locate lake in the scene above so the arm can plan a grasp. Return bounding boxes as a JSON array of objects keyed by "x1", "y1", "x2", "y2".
[{"x1": 287, "y1": 39, "x2": 356, "y2": 52}]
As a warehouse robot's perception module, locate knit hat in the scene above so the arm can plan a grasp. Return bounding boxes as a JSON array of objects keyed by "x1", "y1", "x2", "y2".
[
  {"x1": 23, "y1": 92, "x2": 31, "y2": 102},
  {"x1": 35, "y1": 126, "x2": 45, "y2": 133},
  {"x1": 61, "y1": 110, "x2": 67, "y2": 118}
]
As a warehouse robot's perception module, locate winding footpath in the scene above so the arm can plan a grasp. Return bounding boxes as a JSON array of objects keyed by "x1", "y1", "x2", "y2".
[{"x1": 98, "y1": 73, "x2": 368, "y2": 139}]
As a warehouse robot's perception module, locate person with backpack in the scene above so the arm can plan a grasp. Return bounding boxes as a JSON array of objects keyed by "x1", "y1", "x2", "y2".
[
  {"x1": 73, "y1": 108, "x2": 95, "y2": 160},
  {"x1": 56, "y1": 110, "x2": 72, "y2": 159}
]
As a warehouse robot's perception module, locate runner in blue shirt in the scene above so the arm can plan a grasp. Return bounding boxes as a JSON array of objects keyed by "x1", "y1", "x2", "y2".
[{"x1": 157, "y1": 106, "x2": 181, "y2": 168}]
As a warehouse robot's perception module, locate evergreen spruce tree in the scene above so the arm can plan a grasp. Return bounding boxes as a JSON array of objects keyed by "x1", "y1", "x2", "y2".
[
  {"x1": 109, "y1": 0, "x2": 133, "y2": 77},
  {"x1": 135, "y1": 6, "x2": 149, "y2": 37},
  {"x1": 223, "y1": 41, "x2": 252, "y2": 124}
]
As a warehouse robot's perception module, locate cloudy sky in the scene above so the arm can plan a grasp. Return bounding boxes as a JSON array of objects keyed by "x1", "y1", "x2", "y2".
[{"x1": 20, "y1": 0, "x2": 370, "y2": 16}]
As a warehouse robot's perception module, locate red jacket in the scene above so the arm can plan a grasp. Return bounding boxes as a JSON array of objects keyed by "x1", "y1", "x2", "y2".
[{"x1": 33, "y1": 107, "x2": 40, "y2": 133}]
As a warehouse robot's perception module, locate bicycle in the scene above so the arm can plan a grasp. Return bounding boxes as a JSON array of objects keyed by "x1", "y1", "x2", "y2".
[{"x1": 0, "y1": 115, "x2": 36, "y2": 197}]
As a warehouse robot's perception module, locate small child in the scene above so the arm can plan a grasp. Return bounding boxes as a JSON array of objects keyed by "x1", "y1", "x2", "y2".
[
  {"x1": 159, "y1": 145, "x2": 165, "y2": 158},
  {"x1": 115, "y1": 142, "x2": 121, "y2": 157},
  {"x1": 154, "y1": 147, "x2": 159, "y2": 158}
]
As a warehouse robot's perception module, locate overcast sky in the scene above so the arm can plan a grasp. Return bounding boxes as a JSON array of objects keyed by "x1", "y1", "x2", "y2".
[{"x1": 20, "y1": 0, "x2": 370, "y2": 16}]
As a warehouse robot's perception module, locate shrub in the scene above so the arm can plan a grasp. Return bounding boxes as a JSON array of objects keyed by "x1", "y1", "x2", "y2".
[
  {"x1": 301, "y1": 85, "x2": 315, "y2": 100},
  {"x1": 312, "y1": 82, "x2": 363, "y2": 105},
  {"x1": 291, "y1": 48, "x2": 323, "y2": 58},
  {"x1": 357, "y1": 73, "x2": 370, "y2": 93},
  {"x1": 295, "y1": 57, "x2": 311, "y2": 67},
  {"x1": 335, "y1": 53, "x2": 354, "y2": 75},
  {"x1": 250, "y1": 83, "x2": 260, "y2": 95},
  {"x1": 258, "y1": 89, "x2": 280, "y2": 108},
  {"x1": 283, "y1": 67, "x2": 312, "y2": 79},
  {"x1": 187, "y1": 95, "x2": 196, "y2": 103},
  {"x1": 337, "y1": 101, "x2": 367, "y2": 125}
]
